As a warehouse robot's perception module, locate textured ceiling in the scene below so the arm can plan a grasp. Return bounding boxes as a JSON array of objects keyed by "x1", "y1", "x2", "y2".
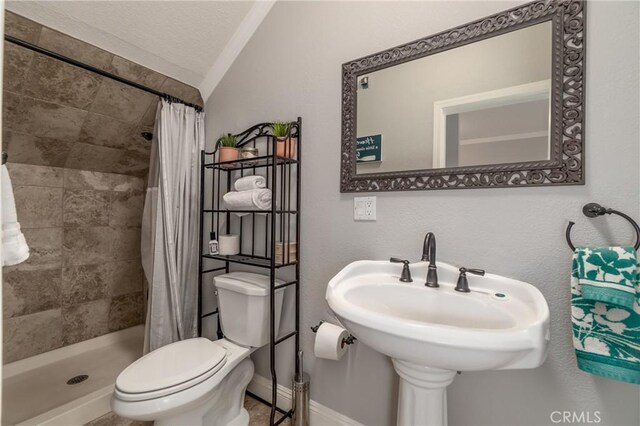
[
  {"x1": 4, "y1": 1, "x2": 256, "y2": 88},
  {"x1": 3, "y1": 12, "x2": 204, "y2": 177}
]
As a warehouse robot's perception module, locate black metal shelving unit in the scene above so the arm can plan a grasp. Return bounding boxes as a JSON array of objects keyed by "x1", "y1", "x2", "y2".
[{"x1": 198, "y1": 118, "x2": 302, "y2": 426}]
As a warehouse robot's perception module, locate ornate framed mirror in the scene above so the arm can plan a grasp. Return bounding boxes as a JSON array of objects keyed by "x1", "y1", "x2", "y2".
[{"x1": 340, "y1": 0, "x2": 586, "y2": 192}]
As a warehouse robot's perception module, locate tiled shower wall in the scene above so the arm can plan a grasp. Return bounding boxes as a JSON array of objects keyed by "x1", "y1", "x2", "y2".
[
  {"x1": 3, "y1": 164, "x2": 145, "y2": 363},
  {"x1": 2, "y1": 11, "x2": 205, "y2": 363},
  {"x1": 2, "y1": 11, "x2": 203, "y2": 176},
  {"x1": 3, "y1": 165, "x2": 146, "y2": 363}
]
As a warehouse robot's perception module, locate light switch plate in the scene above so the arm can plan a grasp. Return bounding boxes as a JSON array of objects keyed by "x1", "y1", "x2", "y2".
[{"x1": 354, "y1": 196, "x2": 376, "y2": 221}]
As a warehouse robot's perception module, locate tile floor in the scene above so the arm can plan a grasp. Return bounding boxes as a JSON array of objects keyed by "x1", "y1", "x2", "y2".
[
  {"x1": 84, "y1": 412, "x2": 150, "y2": 426},
  {"x1": 84, "y1": 395, "x2": 290, "y2": 425},
  {"x1": 245, "y1": 395, "x2": 292, "y2": 426}
]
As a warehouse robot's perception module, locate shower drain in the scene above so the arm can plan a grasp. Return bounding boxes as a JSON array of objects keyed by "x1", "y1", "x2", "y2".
[{"x1": 66, "y1": 374, "x2": 89, "y2": 385}]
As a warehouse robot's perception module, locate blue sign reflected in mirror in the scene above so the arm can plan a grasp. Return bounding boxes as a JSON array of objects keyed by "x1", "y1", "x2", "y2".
[{"x1": 356, "y1": 134, "x2": 382, "y2": 163}]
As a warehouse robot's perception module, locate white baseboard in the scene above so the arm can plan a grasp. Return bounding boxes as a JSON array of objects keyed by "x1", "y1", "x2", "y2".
[{"x1": 247, "y1": 374, "x2": 362, "y2": 426}]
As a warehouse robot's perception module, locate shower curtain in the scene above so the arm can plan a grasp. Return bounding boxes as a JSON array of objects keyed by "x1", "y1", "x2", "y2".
[{"x1": 142, "y1": 99, "x2": 205, "y2": 353}]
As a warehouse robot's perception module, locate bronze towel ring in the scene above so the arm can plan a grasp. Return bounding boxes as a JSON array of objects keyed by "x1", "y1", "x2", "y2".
[{"x1": 566, "y1": 203, "x2": 640, "y2": 251}]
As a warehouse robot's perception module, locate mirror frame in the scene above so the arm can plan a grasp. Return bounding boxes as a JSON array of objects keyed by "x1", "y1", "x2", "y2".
[{"x1": 340, "y1": 0, "x2": 586, "y2": 192}]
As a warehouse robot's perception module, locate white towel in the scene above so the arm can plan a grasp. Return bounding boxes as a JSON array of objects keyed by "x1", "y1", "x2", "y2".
[
  {"x1": 223, "y1": 189, "x2": 272, "y2": 216},
  {"x1": 234, "y1": 175, "x2": 266, "y2": 192},
  {"x1": 2, "y1": 165, "x2": 29, "y2": 266}
]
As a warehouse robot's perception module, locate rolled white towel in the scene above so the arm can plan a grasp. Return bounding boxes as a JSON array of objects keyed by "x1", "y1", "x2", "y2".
[
  {"x1": 223, "y1": 189, "x2": 272, "y2": 216},
  {"x1": 234, "y1": 175, "x2": 266, "y2": 192},
  {"x1": 2, "y1": 165, "x2": 29, "y2": 266}
]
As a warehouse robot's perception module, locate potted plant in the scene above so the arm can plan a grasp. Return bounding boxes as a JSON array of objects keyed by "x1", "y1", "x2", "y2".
[
  {"x1": 218, "y1": 133, "x2": 239, "y2": 163},
  {"x1": 272, "y1": 121, "x2": 296, "y2": 159}
]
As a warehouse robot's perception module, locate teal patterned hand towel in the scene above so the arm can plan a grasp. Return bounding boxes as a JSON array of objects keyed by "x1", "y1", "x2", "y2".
[
  {"x1": 571, "y1": 247, "x2": 640, "y2": 384},
  {"x1": 576, "y1": 247, "x2": 637, "y2": 309}
]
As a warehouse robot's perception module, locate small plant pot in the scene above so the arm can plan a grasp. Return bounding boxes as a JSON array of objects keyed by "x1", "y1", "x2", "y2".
[
  {"x1": 276, "y1": 137, "x2": 296, "y2": 159},
  {"x1": 219, "y1": 147, "x2": 239, "y2": 163}
]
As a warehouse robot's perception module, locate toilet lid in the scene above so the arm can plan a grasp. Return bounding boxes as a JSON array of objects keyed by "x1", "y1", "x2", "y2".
[{"x1": 116, "y1": 338, "x2": 227, "y2": 394}]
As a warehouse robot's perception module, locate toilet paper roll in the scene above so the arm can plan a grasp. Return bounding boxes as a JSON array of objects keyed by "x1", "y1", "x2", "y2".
[
  {"x1": 218, "y1": 234, "x2": 240, "y2": 255},
  {"x1": 314, "y1": 322, "x2": 349, "y2": 360}
]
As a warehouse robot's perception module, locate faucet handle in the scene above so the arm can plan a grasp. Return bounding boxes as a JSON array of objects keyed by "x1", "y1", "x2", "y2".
[
  {"x1": 455, "y1": 267, "x2": 485, "y2": 293},
  {"x1": 460, "y1": 267, "x2": 485, "y2": 276},
  {"x1": 389, "y1": 257, "x2": 413, "y2": 282}
]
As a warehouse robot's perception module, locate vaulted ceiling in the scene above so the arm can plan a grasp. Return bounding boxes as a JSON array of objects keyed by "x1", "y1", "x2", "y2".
[
  {"x1": 3, "y1": 11, "x2": 205, "y2": 176},
  {"x1": 4, "y1": 1, "x2": 274, "y2": 100}
]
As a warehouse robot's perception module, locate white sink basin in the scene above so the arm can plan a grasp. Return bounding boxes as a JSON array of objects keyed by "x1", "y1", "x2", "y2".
[{"x1": 326, "y1": 260, "x2": 550, "y2": 425}]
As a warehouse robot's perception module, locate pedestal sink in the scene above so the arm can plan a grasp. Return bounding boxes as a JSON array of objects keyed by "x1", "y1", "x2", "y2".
[{"x1": 326, "y1": 260, "x2": 550, "y2": 426}]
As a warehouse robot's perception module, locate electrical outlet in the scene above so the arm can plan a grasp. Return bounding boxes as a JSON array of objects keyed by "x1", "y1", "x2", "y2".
[{"x1": 354, "y1": 196, "x2": 376, "y2": 221}]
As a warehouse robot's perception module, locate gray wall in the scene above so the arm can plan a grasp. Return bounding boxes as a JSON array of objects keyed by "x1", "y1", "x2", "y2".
[
  {"x1": 206, "y1": 1, "x2": 640, "y2": 425},
  {"x1": 458, "y1": 137, "x2": 549, "y2": 167}
]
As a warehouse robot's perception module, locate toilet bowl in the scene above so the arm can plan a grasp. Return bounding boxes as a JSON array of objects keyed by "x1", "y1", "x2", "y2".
[
  {"x1": 112, "y1": 338, "x2": 253, "y2": 426},
  {"x1": 111, "y1": 272, "x2": 285, "y2": 426}
]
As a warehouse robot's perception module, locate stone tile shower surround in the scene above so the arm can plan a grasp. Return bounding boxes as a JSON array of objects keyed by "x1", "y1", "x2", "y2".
[
  {"x1": 2, "y1": 11, "x2": 205, "y2": 362},
  {"x1": 2, "y1": 11, "x2": 204, "y2": 177},
  {"x1": 2, "y1": 165, "x2": 146, "y2": 363}
]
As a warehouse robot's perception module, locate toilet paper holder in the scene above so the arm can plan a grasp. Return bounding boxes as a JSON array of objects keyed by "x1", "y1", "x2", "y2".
[{"x1": 311, "y1": 321, "x2": 357, "y2": 347}]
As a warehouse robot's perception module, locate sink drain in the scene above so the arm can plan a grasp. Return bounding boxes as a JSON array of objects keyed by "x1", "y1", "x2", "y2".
[{"x1": 66, "y1": 374, "x2": 89, "y2": 385}]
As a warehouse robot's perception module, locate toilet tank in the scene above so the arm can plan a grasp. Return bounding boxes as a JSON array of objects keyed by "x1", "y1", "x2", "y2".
[{"x1": 214, "y1": 272, "x2": 286, "y2": 347}]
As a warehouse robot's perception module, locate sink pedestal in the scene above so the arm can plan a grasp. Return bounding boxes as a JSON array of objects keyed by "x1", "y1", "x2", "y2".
[{"x1": 392, "y1": 360, "x2": 457, "y2": 426}]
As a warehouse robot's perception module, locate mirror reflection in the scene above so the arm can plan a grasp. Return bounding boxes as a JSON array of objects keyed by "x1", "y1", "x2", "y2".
[{"x1": 356, "y1": 21, "x2": 552, "y2": 174}]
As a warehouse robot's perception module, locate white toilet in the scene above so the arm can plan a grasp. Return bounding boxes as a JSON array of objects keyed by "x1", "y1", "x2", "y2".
[{"x1": 111, "y1": 272, "x2": 285, "y2": 426}]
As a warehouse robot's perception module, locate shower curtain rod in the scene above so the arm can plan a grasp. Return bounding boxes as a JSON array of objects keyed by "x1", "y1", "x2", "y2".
[{"x1": 4, "y1": 35, "x2": 203, "y2": 112}]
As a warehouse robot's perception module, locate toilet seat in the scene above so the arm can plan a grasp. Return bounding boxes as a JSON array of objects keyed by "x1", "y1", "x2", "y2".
[{"x1": 114, "y1": 338, "x2": 227, "y2": 402}]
